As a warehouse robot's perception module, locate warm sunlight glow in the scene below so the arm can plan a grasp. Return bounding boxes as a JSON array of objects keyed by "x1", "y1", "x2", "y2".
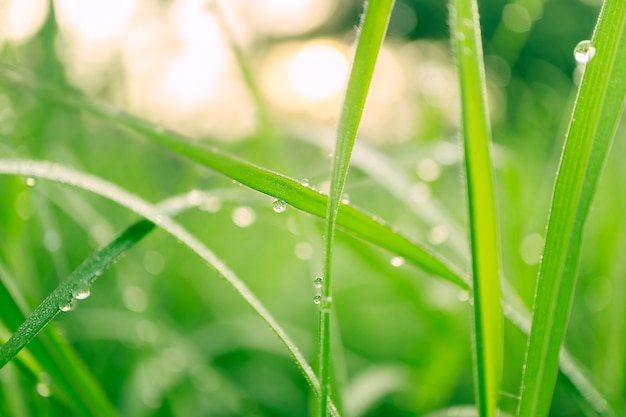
[
  {"x1": 161, "y1": 43, "x2": 225, "y2": 106},
  {"x1": 5, "y1": 0, "x2": 49, "y2": 43},
  {"x1": 162, "y1": 0, "x2": 228, "y2": 105},
  {"x1": 54, "y1": 0, "x2": 137, "y2": 41},
  {"x1": 234, "y1": 0, "x2": 335, "y2": 36},
  {"x1": 288, "y1": 42, "x2": 348, "y2": 101}
]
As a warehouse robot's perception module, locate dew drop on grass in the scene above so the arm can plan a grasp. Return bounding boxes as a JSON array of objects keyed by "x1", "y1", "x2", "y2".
[
  {"x1": 272, "y1": 199, "x2": 287, "y2": 213},
  {"x1": 313, "y1": 294, "x2": 322, "y2": 305},
  {"x1": 75, "y1": 288, "x2": 91, "y2": 300},
  {"x1": 300, "y1": 178, "x2": 310, "y2": 187},
  {"x1": 60, "y1": 299, "x2": 75, "y2": 312},
  {"x1": 313, "y1": 276, "x2": 323, "y2": 288},
  {"x1": 24, "y1": 177, "x2": 37, "y2": 187},
  {"x1": 574, "y1": 40, "x2": 595, "y2": 63}
]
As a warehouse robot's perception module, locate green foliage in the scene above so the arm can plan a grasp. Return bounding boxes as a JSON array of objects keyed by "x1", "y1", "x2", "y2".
[
  {"x1": 518, "y1": 1, "x2": 626, "y2": 415},
  {"x1": 451, "y1": 0, "x2": 502, "y2": 415},
  {"x1": 0, "y1": 1, "x2": 624, "y2": 417}
]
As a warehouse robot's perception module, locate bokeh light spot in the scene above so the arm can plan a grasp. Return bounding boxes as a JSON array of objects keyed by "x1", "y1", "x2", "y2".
[{"x1": 288, "y1": 42, "x2": 348, "y2": 101}]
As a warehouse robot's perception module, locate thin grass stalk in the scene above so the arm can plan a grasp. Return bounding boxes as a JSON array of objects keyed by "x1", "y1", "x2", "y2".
[
  {"x1": 451, "y1": 0, "x2": 503, "y2": 414},
  {"x1": 319, "y1": 1, "x2": 394, "y2": 415}
]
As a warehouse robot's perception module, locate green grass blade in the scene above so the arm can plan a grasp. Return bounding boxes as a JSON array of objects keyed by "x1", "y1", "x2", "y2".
[
  {"x1": 518, "y1": 1, "x2": 626, "y2": 416},
  {"x1": 0, "y1": 160, "x2": 340, "y2": 417},
  {"x1": 319, "y1": 2, "x2": 394, "y2": 415},
  {"x1": 451, "y1": 0, "x2": 503, "y2": 415},
  {"x1": 0, "y1": 272, "x2": 117, "y2": 417},
  {"x1": 0, "y1": 266, "x2": 118, "y2": 416},
  {"x1": 0, "y1": 219, "x2": 155, "y2": 369}
]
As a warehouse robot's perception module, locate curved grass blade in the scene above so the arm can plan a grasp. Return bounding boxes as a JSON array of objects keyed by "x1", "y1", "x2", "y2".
[
  {"x1": 319, "y1": 2, "x2": 394, "y2": 415},
  {"x1": 0, "y1": 220, "x2": 155, "y2": 369},
  {"x1": 0, "y1": 69, "x2": 616, "y2": 416},
  {"x1": 518, "y1": 1, "x2": 626, "y2": 416},
  {"x1": 451, "y1": 0, "x2": 502, "y2": 415},
  {"x1": 0, "y1": 160, "x2": 340, "y2": 417}
]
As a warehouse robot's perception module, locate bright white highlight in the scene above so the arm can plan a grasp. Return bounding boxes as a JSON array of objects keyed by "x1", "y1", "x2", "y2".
[
  {"x1": 288, "y1": 42, "x2": 348, "y2": 100},
  {"x1": 54, "y1": 0, "x2": 137, "y2": 41},
  {"x1": 5, "y1": 0, "x2": 49, "y2": 43}
]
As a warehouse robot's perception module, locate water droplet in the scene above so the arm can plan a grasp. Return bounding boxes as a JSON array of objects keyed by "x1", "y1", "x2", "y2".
[
  {"x1": 300, "y1": 178, "x2": 310, "y2": 187},
  {"x1": 36, "y1": 382, "x2": 51, "y2": 397},
  {"x1": 75, "y1": 288, "x2": 91, "y2": 300},
  {"x1": 341, "y1": 193, "x2": 350, "y2": 204},
  {"x1": 313, "y1": 276, "x2": 323, "y2": 288},
  {"x1": 24, "y1": 177, "x2": 36, "y2": 187},
  {"x1": 272, "y1": 199, "x2": 287, "y2": 213},
  {"x1": 390, "y1": 256, "x2": 405, "y2": 267},
  {"x1": 313, "y1": 294, "x2": 322, "y2": 305},
  {"x1": 60, "y1": 300, "x2": 75, "y2": 312},
  {"x1": 574, "y1": 40, "x2": 595, "y2": 63}
]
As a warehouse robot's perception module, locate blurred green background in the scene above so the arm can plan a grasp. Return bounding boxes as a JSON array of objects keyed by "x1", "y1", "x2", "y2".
[{"x1": 0, "y1": 0, "x2": 624, "y2": 416}]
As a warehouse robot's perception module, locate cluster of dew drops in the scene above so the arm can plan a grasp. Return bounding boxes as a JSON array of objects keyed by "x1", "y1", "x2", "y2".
[
  {"x1": 59, "y1": 287, "x2": 91, "y2": 312},
  {"x1": 313, "y1": 276, "x2": 323, "y2": 305}
]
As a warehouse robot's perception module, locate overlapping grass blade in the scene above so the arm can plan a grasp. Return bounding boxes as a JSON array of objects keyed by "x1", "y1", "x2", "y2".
[
  {"x1": 451, "y1": 0, "x2": 502, "y2": 414},
  {"x1": 319, "y1": 1, "x2": 394, "y2": 415},
  {"x1": 0, "y1": 160, "x2": 340, "y2": 417},
  {"x1": 518, "y1": 1, "x2": 626, "y2": 416},
  {"x1": 0, "y1": 220, "x2": 154, "y2": 369},
  {"x1": 0, "y1": 265, "x2": 117, "y2": 416}
]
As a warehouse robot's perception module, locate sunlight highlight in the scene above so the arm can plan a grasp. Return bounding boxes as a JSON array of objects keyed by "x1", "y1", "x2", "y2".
[
  {"x1": 54, "y1": 0, "x2": 137, "y2": 41},
  {"x1": 4, "y1": 0, "x2": 49, "y2": 43},
  {"x1": 288, "y1": 42, "x2": 349, "y2": 101},
  {"x1": 236, "y1": 0, "x2": 335, "y2": 36}
]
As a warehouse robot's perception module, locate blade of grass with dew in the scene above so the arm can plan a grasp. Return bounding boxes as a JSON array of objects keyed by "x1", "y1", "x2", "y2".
[
  {"x1": 518, "y1": 1, "x2": 626, "y2": 416},
  {"x1": 0, "y1": 64, "x2": 464, "y2": 289},
  {"x1": 319, "y1": 1, "x2": 394, "y2": 414},
  {"x1": 0, "y1": 265, "x2": 118, "y2": 416},
  {"x1": 451, "y1": 0, "x2": 503, "y2": 415},
  {"x1": 0, "y1": 71, "x2": 616, "y2": 416},
  {"x1": 0, "y1": 219, "x2": 155, "y2": 369},
  {"x1": 0, "y1": 160, "x2": 341, "y2": 417}
]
